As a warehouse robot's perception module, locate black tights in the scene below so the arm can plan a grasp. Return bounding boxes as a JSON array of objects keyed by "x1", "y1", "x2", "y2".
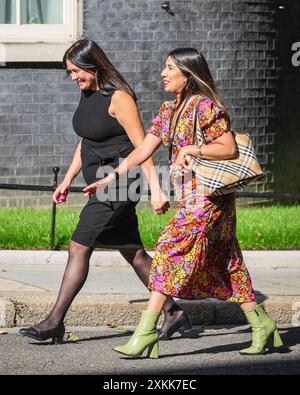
[
  {"x1": 35, "y1": 241, "x2": 93, "y2": 330},
  {"x1": 34, "y1": 242, "x2": 182, "y2": 331}
]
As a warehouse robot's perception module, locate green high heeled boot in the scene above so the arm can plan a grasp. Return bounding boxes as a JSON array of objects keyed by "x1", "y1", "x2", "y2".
[
  {"x1": 113, "y1": 310, "x2": 160, "y2": 359},
  {"x1": 240, "y1": 303, "x2": 283, "y2": 355},
  {"x1": 255, "y1": 303, "x2": 283, "y2": 346}
]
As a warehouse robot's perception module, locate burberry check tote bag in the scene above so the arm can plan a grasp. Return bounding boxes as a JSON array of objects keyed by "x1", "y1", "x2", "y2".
[{"x1": 185, "y1": 98, "x2": 264, "y2": 196}]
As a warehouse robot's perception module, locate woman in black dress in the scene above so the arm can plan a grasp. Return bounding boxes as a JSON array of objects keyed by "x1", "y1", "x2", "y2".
[{"x1": 19, "y1": 40, "x2": 191, "y2": 343}]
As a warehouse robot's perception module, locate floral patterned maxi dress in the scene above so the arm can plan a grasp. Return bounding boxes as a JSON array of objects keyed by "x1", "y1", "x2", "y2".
[{"x1": 146, "y1": 97, "x2": 256, "y2": 303}]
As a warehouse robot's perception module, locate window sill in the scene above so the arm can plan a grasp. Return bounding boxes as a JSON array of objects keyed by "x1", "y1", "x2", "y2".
[{"x1": 0, "y1": 42, "x2": 79, "y2": 63}]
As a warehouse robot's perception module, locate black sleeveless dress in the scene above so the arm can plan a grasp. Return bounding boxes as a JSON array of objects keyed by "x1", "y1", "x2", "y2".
[{"x1": 71, "y1": 89, "x2": 143, "y2": 249}]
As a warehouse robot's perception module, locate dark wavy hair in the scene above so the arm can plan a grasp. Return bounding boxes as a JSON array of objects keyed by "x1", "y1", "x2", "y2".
[
  {"x1": 63, "y1": 39, "x2": 137, "y2": 100},
  {"x1": 167, "y1": 47, "x2": 225, "y2": 110}
]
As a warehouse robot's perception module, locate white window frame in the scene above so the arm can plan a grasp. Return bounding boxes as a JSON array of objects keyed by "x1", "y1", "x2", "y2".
[{"x1": 0, "y1": 0, "x2": 82, "y2": 62}]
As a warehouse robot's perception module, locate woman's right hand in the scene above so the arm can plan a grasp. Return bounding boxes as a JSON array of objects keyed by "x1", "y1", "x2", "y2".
[{"x1": 53, "y1": 181, "x2": 71, "y2": 204}]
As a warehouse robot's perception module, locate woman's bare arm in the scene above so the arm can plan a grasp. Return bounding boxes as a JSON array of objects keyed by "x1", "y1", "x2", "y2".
[
  {"x1": 109, "y1": 91, "x2": 163, "y2": 190},
  {"x1": 64, "y1": 138, "x2": 83, "y2": 184},
  {"x1": 108, "y1": 91, "x2": 169, "y2": 213},
  {"x1": 176, "y1": 132, "x2": 236, "y2": 169},
  {"x1": 82, "y1": 133, "x2": 162, "y2": 197},
  {"x1": 53, "y1": 138, "x2": 82, "y2": 203}
]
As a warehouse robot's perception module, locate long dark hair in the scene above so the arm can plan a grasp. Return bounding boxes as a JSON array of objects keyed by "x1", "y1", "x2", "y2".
[
  {"x1": 63, "y1": 39, "x2": 137, "y2": 100},
  {"x1": 167, "y1": 48, "x2": 225, "y2": 110}
]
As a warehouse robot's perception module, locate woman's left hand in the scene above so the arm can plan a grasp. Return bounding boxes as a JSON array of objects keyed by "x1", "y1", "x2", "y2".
[
  {"x1": 82, "y1": 173, "x2": 115, "y2": 198},
  {"x1": 150, "y1": 189, "x2": 170, "y2": 215},
  {"x1": 175, "y1": 146, "x2": 192, "y2": 171}
]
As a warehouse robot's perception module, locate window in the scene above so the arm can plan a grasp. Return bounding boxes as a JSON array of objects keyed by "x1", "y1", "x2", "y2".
[{"x1": 0, "y1": 0, "x2": 82, "y2": 62}]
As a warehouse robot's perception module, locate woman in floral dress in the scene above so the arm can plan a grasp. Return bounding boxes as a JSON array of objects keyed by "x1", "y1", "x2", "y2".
[
  {"x1": 146, "y1": 97, "x2": 255, "y2": 303},
  {"x1": 84, "y1": 48, "x2": 283, "y2": 358}
]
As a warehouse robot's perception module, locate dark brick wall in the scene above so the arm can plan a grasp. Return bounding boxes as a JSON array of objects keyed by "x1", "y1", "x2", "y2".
[
  {"x1": 0, "y1": 70, "x2": 82, "y2": 206},
  {"x1": 0, "y1": 0, "x2": 298, "y2": 207}
]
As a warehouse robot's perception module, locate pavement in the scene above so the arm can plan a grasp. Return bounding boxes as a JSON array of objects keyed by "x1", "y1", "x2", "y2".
[
  {"x1": 1, "y1": 324, "x2": 300, "y2": 375},
  {"x1": 0, "y1": 250, "x2": 300, "y2": 328}
]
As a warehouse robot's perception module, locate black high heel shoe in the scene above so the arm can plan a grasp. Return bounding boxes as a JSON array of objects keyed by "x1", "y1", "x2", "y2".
[
  {"x1": 19, "y1": 323, "x2": 65, "y2": 344},
  {"x1": 159, "y1": 311, "x2": 192, "y2": 340}
]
